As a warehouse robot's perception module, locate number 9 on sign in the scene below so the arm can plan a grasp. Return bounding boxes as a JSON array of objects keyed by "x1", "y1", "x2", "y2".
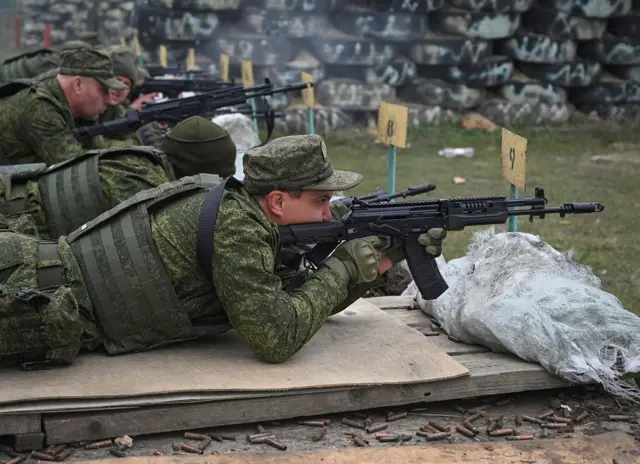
[{"x1": 377, "y1": 102, "x2": 408, "y2": 149}]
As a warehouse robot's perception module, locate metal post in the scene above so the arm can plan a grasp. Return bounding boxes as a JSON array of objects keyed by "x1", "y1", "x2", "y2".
[
  {"x1": 307, "y1": 107, "x2": 315, "y2": 134},
  {"x1": 249, "y1": 98, "x2": 259, "y2": 134},
  {"x1": 387, "y1": 145, "x2": 397, "y2": 195},
  {"x1": 508, "y1": 184, "x2": 519, "y2": 232}
]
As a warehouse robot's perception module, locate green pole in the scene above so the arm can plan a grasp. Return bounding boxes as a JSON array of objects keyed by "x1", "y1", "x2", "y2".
[
  {"x1": 387, "y1": 145, "x2": 397, "y2": 195},
  {"x1": 307, "y1": 107, "x2": 315, "y2": 134},
  {"x1": 508, "y1": 184, "x2": 519, "y2": 232}
]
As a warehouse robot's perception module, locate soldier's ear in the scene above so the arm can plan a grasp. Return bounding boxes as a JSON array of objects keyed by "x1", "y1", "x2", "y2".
[
  {"x1": 72, "y1": 76, "x2": 83, "y2": 94},
  {"x1": 266, "y1": 190, "x2": 285, "y2": 217}
]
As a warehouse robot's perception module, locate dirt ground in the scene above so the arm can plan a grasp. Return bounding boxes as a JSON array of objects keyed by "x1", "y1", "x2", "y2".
[{"x1": 2, "y1": 386, "x2": 638, "y2": 462}]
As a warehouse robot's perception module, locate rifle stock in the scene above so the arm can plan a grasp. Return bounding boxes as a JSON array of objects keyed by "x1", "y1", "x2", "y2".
[{"x1": 279, "y1": 187, "x2": 605, "y2": 300}]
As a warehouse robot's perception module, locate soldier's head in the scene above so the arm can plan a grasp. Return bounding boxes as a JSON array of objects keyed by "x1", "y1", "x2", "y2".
[
  {"x1": 57, "y1": 48, "x2": 128, "y2": 121},
  {"x1": 243, "y1": 134, "x2": 363, "y2": 225},
  {"x1": 159, "y1": 116, "x2": 237, "y2": 179},
  {"x1": 100, "y1": 45, "x2": 138, "y2": 105}
]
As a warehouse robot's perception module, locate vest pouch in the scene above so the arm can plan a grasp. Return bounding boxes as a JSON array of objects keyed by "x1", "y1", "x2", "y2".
[{"x1": 0, "y1": 285, "x2": 83, "y2": 369}]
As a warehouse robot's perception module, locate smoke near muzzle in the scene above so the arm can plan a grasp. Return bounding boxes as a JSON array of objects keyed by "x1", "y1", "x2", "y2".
[{"x1": 13, "y1": 0, "x2": 640, "y2": 130}]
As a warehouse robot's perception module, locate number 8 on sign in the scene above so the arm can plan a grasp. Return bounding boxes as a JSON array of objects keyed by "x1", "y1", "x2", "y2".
[{"x1": 376, "y1": 102, "x2": 407, "y2": 148}]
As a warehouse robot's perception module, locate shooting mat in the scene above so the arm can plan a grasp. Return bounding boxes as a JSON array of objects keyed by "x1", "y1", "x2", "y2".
[{"x1": 0, "y1": 299, "x2": 468, "y2": 413}]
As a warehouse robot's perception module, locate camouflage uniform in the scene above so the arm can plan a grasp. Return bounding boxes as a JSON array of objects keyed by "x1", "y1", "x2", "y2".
[
  {"x1": 0, "y1": 48, "x2": 128, "y2": 166},
  {"x1": 0, "y1": 134, "x2": 393, "y2": 368},
  {"x1": 0, "y1": 116, "x2": 237, "y2": 239}
]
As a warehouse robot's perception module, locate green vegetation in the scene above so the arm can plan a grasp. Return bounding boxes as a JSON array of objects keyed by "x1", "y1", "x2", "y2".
[{"x1": 292, "y1": 118, "x2": 640, "y2": 314}]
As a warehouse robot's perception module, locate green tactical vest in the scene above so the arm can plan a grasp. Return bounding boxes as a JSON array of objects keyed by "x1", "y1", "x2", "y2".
[
  {"x1": 0, "y1": 146, "x2": 175, "y2": 238},
  {"x1": 0, "y1": 49, "x2": 59, "y2": 83},
  {"x1": 65, "y1": 173, "x2": 229, "y2": 355}
]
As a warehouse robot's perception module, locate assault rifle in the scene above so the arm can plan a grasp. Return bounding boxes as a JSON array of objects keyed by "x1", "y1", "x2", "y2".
[
  {"x1": 278, "y1": 187, "x2": 605, "y2": 301},
  {"x1": 73, "y1": 78, "x2": 311, "y2": 145},
  {"x1": 336, "y1": 183, "x2": 437, "y2": 208},
  {"x1": 137, "y1": 78, "x2": 237, "y2": 98},
  {"x1": 145, "y1": 65, "x2": 207, "y2": 77}
]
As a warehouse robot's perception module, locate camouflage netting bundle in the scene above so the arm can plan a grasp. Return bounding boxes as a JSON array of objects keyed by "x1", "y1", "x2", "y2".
[
  {"x1": 404, "y1": 228, "x2": 640, "y2": 403},
  {"x1": 18, "y1": 0, "x2": 640, "y2": 127}
]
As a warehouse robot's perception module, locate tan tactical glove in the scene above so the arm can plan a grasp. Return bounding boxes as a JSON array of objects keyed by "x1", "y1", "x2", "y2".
[
  {"x1": 418, "y1": 228, "x2": 447, "y2": 257},
  {"x1": 323, "y1": 237, "x2": 382, "y2": 286}
]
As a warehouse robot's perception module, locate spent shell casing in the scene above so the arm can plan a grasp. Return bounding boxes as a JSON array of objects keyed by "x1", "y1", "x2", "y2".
[
  {"x1": 197, "y1": 437, "x2": 212, "y2": 451},
  {"x1": 375, "y1": 433, "x2": 395, "y2": 439},
  {"x1": 420, "y1": 424, "x2": 439, "y2": 433},
  {"x1": 45, "y1": 445, "x2": 57, "y2": 454},
  {"x1": 152, "y1": 450, "x2": 165, "y2": 456},
  {"x1": 366, "y1": 423, "x2": 388, "y2": 433},
  {"x1": 397, "y1": 434, "x2": 412, "y2": 443},
  {"x1": 421, "y1": 432, "x2": 451, "y2": 441},
  {"x1": 549, "y1": 416, "x2": 572, "y2": 424},
  {"x1": 541, "y1": 423, "x2": 569, "y2": 429},
  {"x1": 179, "y1": 443, "x2": 203, "y2": 454},
  {"x1": 220, "y1": 435, "x2": 237, "y2": 441},
  {"x1": 85, "y1": 440, "x2": 113, "y2": 450},
  {"x1": 248, "y1": 434, "x2": 276, "y2": 444},
  {"x1": 465, "y1": 413, "x2": 482, "y2": 423},
  {"x1": 506, "y1": 435, "x2": 534, "y2": 441},
  {"x1": 515, "y1": 414, "x2": 523, "y2": 426},
  {"x1": 5, "y1": 456, "x2": 26, "y2": 464},
  {"x1": 364, "y1": 416, "x2": 373, "y2": 427},
  {"x1": 387, "y1": 412, "x2": 408, "y2": 422},
  {"x1": 30, "y1": 452, "x2": 55, "y2": 461},
  {"x1": 298, "y1": 420, "x2": 326, "y2": 427},
  {"x1": 342, "y1": 418, "x2": 365, "y2": 429},
  {"x1": 522, "y1": 415, "x2": 544, "y2": 425},
  {"x1": 486, "y1": 420, "x2": 500, "y2": 433},
  {"x1": 495, "y1": 398, "x2": 513, "y2": 406},
  {"x1": 607, "y1": 414, "x2": 633, "y2": 422},
  {"x1": 352, "y1": 436, "x2": 368, "y2": 447},
  {"x1": 377, "y1": 435, "x2": 399, "y2": 443},
  {"x1": 210, "y1": 435, "x2": 223, "y2": 442},
  {"x1": 456, "y1": 424, "x2": 476, "y2": 438},
  {"x1": 256, "y1": 425, "x2": 265, "y2": 434},
  {"x1": 171, "y1": 441, "x2": 180, "y2": 451},
  {"x1": 539, "y1": 410, "x2": 554, "y2": 419},
  {"x1": 263, "y1": 438, "x2": 287, "y2": 451},
  {"x1": 311, "y1": 427, "x2": 327, "y2": 442},
  {"x1": 184, "y1": 432, "x2": 208, "y2": 440},
  {"x1": 452, "y1": 405, "x2": 467, "y2": 414},
  {"x1": 55, "y1": 449, "x2": 74, "y2": 462},
  {"x1": 462, "y1": 420, "x2": 479, "y2": 433},
  {"x1": 109, "y1": 449, "x2": 127, "y2": 458},
  {"x1": 489, "y1": 428, "x2": 514, "y2": 437},
  {"x1": 575, "y1": 411, "x2": 589, "y2": 423},
  {"x1": 428, "y1": 421, "x2": 450, "y2": 432},
  {"x1": 49, "y1": 445, "x2": 66, "y2": 456}
]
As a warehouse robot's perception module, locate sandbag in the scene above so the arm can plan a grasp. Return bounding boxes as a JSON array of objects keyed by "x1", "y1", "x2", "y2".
[{"x1": 403, "y1": 227, "x2": 640, "y2": 402}]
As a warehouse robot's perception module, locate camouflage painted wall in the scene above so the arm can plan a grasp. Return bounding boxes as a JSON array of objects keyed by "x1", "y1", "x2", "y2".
[{"x1": 18, "y1": 0, "x2": 640, "y2": 131}]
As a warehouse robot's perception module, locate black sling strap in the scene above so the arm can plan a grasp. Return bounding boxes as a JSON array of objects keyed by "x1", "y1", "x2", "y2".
[{"x1": 196, "y1": 176, "x2": 244, "y2": 281}]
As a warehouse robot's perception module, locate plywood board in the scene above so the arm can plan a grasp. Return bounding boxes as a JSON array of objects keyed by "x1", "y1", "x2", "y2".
[
  {"x1": 71, "y1": 432, "x2": 637, "y2": 464},
  {"x1": 42, "y1": 352, "x2": 568, "y2": 444},
  {"x1": 0, "y1": 299, "x2": 468, "y2": 406}
]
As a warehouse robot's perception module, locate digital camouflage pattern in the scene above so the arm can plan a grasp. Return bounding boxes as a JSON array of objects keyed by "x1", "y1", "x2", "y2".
[
  {"x1": 0, "y1": 79, "x2": 97, "y2": 165},
  {"x1": 0, "y1": 49, "x2": 59, "y2": 83},
  {"x1": 0, "y1": 148, "x2": 171, "y2": 239},
  {"x1": 0, "y1": 230, "x2": 100, "y2": 368}
]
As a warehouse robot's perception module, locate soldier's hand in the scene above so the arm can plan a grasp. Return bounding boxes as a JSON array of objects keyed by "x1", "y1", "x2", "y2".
[
  {"x1": 418, "y1": 228, "x2": 447, "y2": 257},
  {"x1": 323, "y1": 237, "x2": 383, "y2": 285},
  {"x1": 129, "y1": 92, "x2": 158, "y2": 111},
  {"x1": 136, "y1": 122, "x2": 168, "y2": 146}
]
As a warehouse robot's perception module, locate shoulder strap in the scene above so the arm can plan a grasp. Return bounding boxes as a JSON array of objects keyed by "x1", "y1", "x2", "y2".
[{"x1": 196, "y1": 176, "x2": 244, "y2": 281}]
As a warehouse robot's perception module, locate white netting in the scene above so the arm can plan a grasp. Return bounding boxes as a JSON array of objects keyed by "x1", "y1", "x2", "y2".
[{"x1": 402, "y1": 227, "x2": 640, "y2": 402}]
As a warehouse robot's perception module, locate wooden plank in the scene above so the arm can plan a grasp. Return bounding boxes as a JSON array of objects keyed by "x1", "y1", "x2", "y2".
[
  {"x1": 365, "y1": 296, "x2": 414, "y2": 309},
  {"x1": 70, "y1": 431, "x2": 638, "y2": 464},
  {"x1": 379, "y1": 308, "x2": 489, "y2": 355},
  {"x1": 0, "y1": 413, "x2": 41, "y2": 435},
  {"x1": 42, "y1": 352, "x2": 568, "y2": 444},
  {"x1": 427, "y1": 334, "x2": 489, "y2": 356}
]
